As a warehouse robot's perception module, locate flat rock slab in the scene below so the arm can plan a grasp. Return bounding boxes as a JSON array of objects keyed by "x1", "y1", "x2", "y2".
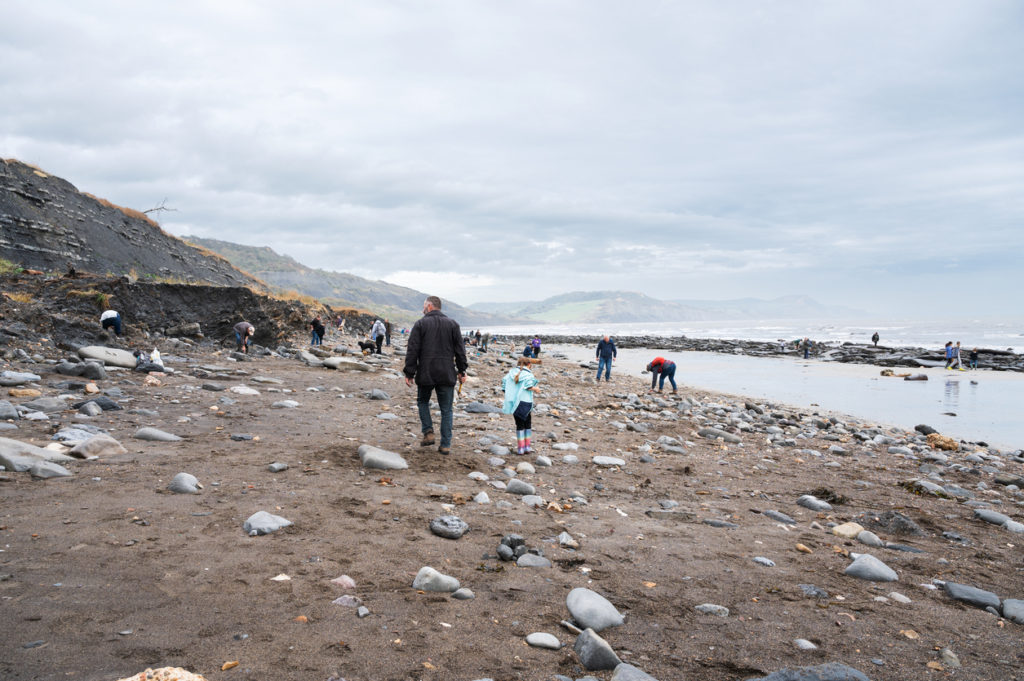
[
  {"x1": 845, "y1": 554, "x2": 898, "y2": 582},
  {"x1": 745, "y1": 662, "x2": 871, "y2": 681},
  {"x1": 593, "y1": 456, "x2": 626, "y2": 467},
  {"x1": 463, "y1": 401, "x2": 503, "y2": 414},
  {"x1": 30, "y1": 460, "x2": 73, "y2": 479},
  {"x1": 230, "y1": 386, "x2": 260, "y2": 396},
  {"x1": 271, "y1": 400, "x2": 300, "y2": 409},
  {"x1": 644, "y1": 509, "x2": 697, "y2": 522},
  {"x1": 71, "y1": 396, "x2": 121, "y2": 412},
  {"x1": 516, "y1": 554, "x2": 551, "y2": 567},
  {"x1": 357, "y1": 445, "x2": 408, "y2": 470},
  {"x1": 134, "y1": 427, "x2": 183, "y2": 442},
  {"x1": 567, "y1": 587, "x2": 625, "y2": 632},
  {"x1": 20, "y1": 397, "x2": 70, "y2": 413},
  {"x1": 974, "y1": 509, "x2": 1011, "y2": 526},
  {"x1": 611, "y1": 663, "x2": 660, "y2": 681},
  {"x1": 764, "y1": 510, "x2": 797, "y2": 525},
  {"x1": 574, "y1": 628, "x2": 621, "y2": 671},
  {"x1": 697, "y1": 427, "x2": 741, "y2": 443},
  {"x1": 322, "y1": 357, "x2": 372, "y2": 371},
  {"x1": 943, "y1": 581, "x2": 1001, "y2": 610},
  {"x1": 797, "y1": 494, "x2": 833, "y2": 512},
  {"x1": 68, "y1": 434, "x2": 127, "y2": 459},
  {"x1": 78, "y1": 346, "x2": 136, "y2": 368},
  {"x1": 0, "y1": 371, "x2": 42, "y2": 386},
  {"x1": 506, "y1": 479, "x2": 535, "y2": 495},
  {"x1": 0, "y1": 400, "x2": 19, "y2": 420},
  {"x1": 412, "y1": 566, "x2": 459, "y2": 592},
  {"x1": 0, "y1": 437, "x2": 74, "y2": 471},
  {"x1": 1001, "y1": 598, "x2": 1024, "y2": 624},
  {"x1": 243, "y1": 511, "x2": 293, "y2": 536}
]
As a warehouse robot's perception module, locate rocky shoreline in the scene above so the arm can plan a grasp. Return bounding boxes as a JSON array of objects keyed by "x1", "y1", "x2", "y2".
[
  {"x1": 501, "y1": 334, "x2": 1024, "y2": 372},
  {"x1": 2, "y1": 320, "x2": 1024, "y2": 679}
]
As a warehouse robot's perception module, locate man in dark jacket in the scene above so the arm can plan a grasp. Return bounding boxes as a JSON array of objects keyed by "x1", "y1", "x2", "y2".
[
  {"x1": 403, "y1": 296, "x2": 468, "y2": 455},
  {"x1": 595, "y1": 335, "x2": 616, "y2": 381}
]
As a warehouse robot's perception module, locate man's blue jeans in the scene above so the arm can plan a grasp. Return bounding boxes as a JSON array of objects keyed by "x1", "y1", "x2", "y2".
[
  {"x1": 658, "y1": 364, "x2": 677, "y2": 391},
  {"x1": 417, "y1": 384, "x2": 455, "y2": 447},
  {"x1": 597, "y1": 356, "x2": 612, "y2": 381}
]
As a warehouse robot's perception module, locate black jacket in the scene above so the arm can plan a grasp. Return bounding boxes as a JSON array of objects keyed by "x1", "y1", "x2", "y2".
[{"x1": 403, "y1": 310, "x2": 468, "y2": 386}]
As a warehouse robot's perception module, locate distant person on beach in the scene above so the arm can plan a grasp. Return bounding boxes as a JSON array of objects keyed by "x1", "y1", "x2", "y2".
[
  {"x1": 953, "y1": 341, "x2": 964, "y2": 370},
  {"x1": 310, "y1": 317, "x2": 325, "y2": 345},
  {"x1": 371, "y1": 319, "x2": 386, "y2": 354},
  {"x1": 403, "y1": 296, "x2": 467, "y2": 456},
  {"x1": 801, "y1": 337, "x2": 811, "y2": 359},
  {"x1": 100, "y1": 309, "x2": 122, "y2": 336},
  {"x1": 336, "y1": 316, "x2": 346, "y2": 333},
  {"x1": 531, "y1": 336, "x2": 541, "y2": 358},
  {"x1": 481, "y1": 331, "x2": 490, "y2": 352},
  {"x1": 595, "y1": 335, "x2": 617, "y2": 381},
  {"x1": 969, "y1": 347, "x2": 979, "y2": 369},
  {"x1": 234, "y1": 321, "x2": 254, "y2": 354},
  {"x1": 647, "y1": 356, "x2": 677, "y2": 393},
  {"x1": 522, "y1": 342, "x2": 533, "y2": 357},
  {"x1": 944, "y1": 341, "x2": 954, "y2": 369},
  {"x1": 502, "y1": 356, "x2": 539, "y2": 455},
  {"x1": 385, "y1": 319, "x2": 392, "y2": 347},
  {"x1": 871, "y1": 332, "x2": 880, "y2": 347},
  {"x1": 475, "y1": 330, "x2": 482, "y2": 347}
]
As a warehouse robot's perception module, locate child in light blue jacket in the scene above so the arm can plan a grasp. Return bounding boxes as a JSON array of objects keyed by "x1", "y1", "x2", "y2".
[{"x1": 502, "y1": 357, "x2": 539, "y2": 454}]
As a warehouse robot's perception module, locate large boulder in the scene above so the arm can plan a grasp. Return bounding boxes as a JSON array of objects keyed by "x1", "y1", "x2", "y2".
[{"x1": 78, "y1": 346, "x2": 137, "y2": 368}]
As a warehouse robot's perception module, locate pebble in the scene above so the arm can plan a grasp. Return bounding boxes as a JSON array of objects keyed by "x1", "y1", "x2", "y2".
[
  {"x1": 429, "y1": 515, "x2": 469, "y2": 539},
  {"x1": 516, "y1": 553, "x2": 551, "y2": 567},
  {"x1": 412, "y1": 566, "x2": 460, "y2": 592},
  {"x1": 451, "y1": 588, "x2": 475, "y2": 600},
  {"x1": 267, "y1": 462, "x2": 288, "y2": 473},
  {"x1": 505, "y1": 479, "x2": 535, "y2": 495},
  {"x1": 943, "y1": 581, "x2": 1001, "y2": 610},
  {"x1": 574, "y1": 628, "x2": 621, "y2": 671},
  {"x1": 566, "y1": 587, "x2": 625, "y2": 632},
  {"x1": 610, "y1": 664, "x2": 659, "y2": 681},
  {"x1": 753, "y1": 556, "x2": 776, "y2": 567},
  {"x1": 844, "y1": 554, "x2": 898, "y2": 582},
  {"x1": 695, "y1": 603, "x2": 729, "y2": 617},
  {"x1": 134, "y1": 427, "x2": 182, "y2": 442},
  {"x1": 593, "y1": 456, "x2": 626, "y2": 467},
  {"x1": 357, "y1": 444, "x2": 408, "y2": 470},
  {"x1": 797, "y1": 494, "x2": 833, "y2": 512},
  {"x1": 243, "y1": 511, "x2": 293, "y2": 536},
  {"x1": 525, "y1": 632, "x2": 561, "y2": 649},
  {"x1": 167, "y1": 472, "x2": 200, "y2": 494},
  {"x1": 793, "y1": 638, "x2": 818, "y2": 650}
]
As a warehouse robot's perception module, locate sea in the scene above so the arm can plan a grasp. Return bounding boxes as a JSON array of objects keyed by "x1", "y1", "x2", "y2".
[{"x1": 478, "y1": 318, "x2": 1024, "y2": 451}]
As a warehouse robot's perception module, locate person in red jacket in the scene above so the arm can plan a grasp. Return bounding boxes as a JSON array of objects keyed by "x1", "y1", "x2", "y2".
[{"x1": 646, "y1": 356, "x2": 677, "y2": 393}]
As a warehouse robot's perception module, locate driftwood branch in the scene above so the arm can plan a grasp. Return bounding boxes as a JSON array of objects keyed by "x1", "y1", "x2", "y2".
[{"x1": 143, "y1": 198, "x2": 178, "y2": 215}]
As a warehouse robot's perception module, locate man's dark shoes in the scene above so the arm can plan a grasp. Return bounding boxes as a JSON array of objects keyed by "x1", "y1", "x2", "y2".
[
  {"x1": 420, "y1": 431, "x2": 435, "y2": 447},
  {"x1": 438, "y1": 446, "x2": 450, "y2": 456}
]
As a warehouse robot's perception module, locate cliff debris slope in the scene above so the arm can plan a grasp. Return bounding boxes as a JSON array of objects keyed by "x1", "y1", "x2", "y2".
[{"x1": 0, "y1": 159, "x2": 262, "y2": 289}]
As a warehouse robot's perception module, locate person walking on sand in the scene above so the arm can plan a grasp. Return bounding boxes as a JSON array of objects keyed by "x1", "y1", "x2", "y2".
[
  {"x1": 595, "y1": 335, "x2": 617, "y2": 381},
  {"x1": 370, "y1": 319, "x2": 386, "y2": 354},
  {"x1": 647, "y1": 356, "x2": 677, "y2": 393},
  {"x1": 384, "y1": 318, "x2": 392, "y2": 347},
  {"x1": 944, "y1": 341, "x2": 954, "y2": 369},
  {"x1": 502, "y1": 356, "x2": 539, "y2": 455},
  {"x1": 403, "y1": 296, "x2": 467, "y2": 456},
  {"x1": 100, "y1": 309, "x2": 122, "y2": 336},
  {"x1": 953, "y1": 341, "x2": 965, "y2": 370},
  {"x1": 801, "y1": 337, "x2": 811, "y2": 359},
  {"x1": 871, "y1": 332, "x2": 880, "y2": 347},
  {"x1": 234, "y1": 321, "x2": 255, "y2": 354},
  {"x1": 530, "y1": 335, "x2": 541, "y2": 358}
]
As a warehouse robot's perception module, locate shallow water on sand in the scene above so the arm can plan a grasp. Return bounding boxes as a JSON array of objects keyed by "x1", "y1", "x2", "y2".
[{"x1": 550, "y1": 344, "x2": 1024, "y2": 451}]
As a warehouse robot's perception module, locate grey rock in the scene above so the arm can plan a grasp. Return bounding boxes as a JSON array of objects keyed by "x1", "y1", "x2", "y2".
[
  {"x1": 764, "y1": 510, "x2": 797, "y2": 525},
  {"x1": 0, "y1": 371, "x2": 42, "y2": 386},
  {"x1": 505, "y1": 479, "x2": 536, "y2": 495},
  {"x1": 566, "y1": 587, "x2": 624, "y2": 632},
  {"x1": 134, "y1": 427, "x2": 182, "y2": 442},
  {"x1": 521, "y1": 494, "x2": 545, "y2": 508},
  {"x1": 429, "y1": 515, "x2": 469, "y2": 539},
  {"x1": 71, "y1": 396, "x2": 120, "y2": 411},
  {"x1": 943, "y1": 581, "x2": 1001, "y2": 610},
  {"x1": 794, "y1": 639, "x2": 818, "y2": 651},
  {"x1": 78, "y1": 401, "x2": 103, "y2": 417},
  {"x1": 574, "y1": 628, "x2": 621, "y2": 671},
  {"x1": 68, "y1": 434, "x2": 125, "y2": 459},
  {"x1": 562, "y1": 454, "x2": 579, "y2": 464},
  {"x1": 168, "y1": 472, "x2": 200, "y2": 494},
  {"x1": 30, "y1": 460, "x2": 73, "y2": 479},
  {"x1": 451, "y1": 588, "x2": 475, "y2": 600},
  {"x1": 1001, "y1": 598, "x2": 1024, "y2": 624},
  {"x1": 357, "y1": 444, "x2": 408, "y2": 470},
  {"x1": 496, "y1": 544, "x2": 515, "y2": 561},
  {"x1": 844, "y1": 554, "x2": 898, "y2": 582},
  {"x1": 797, "y1": 494, "x2": 833, "y2": 512},
  {"x1": 516, "y1": 554, "x2": 551, "y2": 567},
  {"x1": 20, "y1": 396, "x2": 69, "y2": 413},
  {"x1": 78, "y1": 346, "x2": 136, "y2": 368},
  {"x1": 488, "y1": 444, "x2": 511, "y2": 457},
  {"x1": 267, "y1": 462, "x2": 289, "y2": 473},
  {"x1": 753, "y1": 557, "x2": 776, "y2": 567},
  {"x1": 367, "y1": 389, "x2": 390, "y2": 400},
  {"x1": 799, "y1": 584, "x2": 829, "y2": 599},
  {"x1": 322, "y1": 357, "x2": 372, "y2": 371},
  {"x1": 243, "y1": 511, "x2": 293, "y2": 536},
  {"x1": 80, "y1": 362, "x2": 107, "y2": 380},
  {"x1": 856, "y1": 530, "x2": 884, "y2": 547},
  {"x1": 464, "y1": 401, "x2": 502, "y2": 414},
  {"x1": 593, "y1": 455, "x2": 626, "y2": 467},
  {"x1": 695, "y1": 603, "x2": 729, "y2": 617},
  {"x1": 611, "y1": 664, "x2": 659, "y2": 681},
  {"x1": 698, "y1": 427, "x2": 741, "y2": 443},
  {"x1": 271, "y1": 399, "x2": 300, "y2": 409},
  {"x1": 703, "y1": 519, "x2": 739, "y2": 528},
  {"x1": 412, "y1": 566, "x2": 459, "y2": 592},
  {"x1": 472, "y1": 491, "x2": 490, "y2": 504},
  {"x1": 744, "y1": 662, "x2": 870, "y2": 680},
  {"x1": 0, "y1": 400, "x2": 19, "y2": 420},
  {"x1": 525, "y1": 632, "x2": 561, "y2": 649},
  {"x1": 974, "y1": 508, "x2": 1011, "y2": 526}
]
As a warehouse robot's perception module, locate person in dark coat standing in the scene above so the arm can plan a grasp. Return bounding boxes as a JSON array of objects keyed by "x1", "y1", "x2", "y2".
[
  {"x1": 403, "y1": 296, "x2": 468, "y2": 455},
  {"x1": 595, "y1": 335, "x2": 616, "y2": 381}
]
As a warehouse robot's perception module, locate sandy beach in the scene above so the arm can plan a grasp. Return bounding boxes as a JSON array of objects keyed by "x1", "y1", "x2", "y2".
[{"x1": 3, "y1": 337, "x2": 1024, "y2": 681}]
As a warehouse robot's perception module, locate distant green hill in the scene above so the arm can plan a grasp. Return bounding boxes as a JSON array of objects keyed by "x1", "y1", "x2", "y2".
[{"x1": 184, "y1": 237, "x2": 516, "y2": 327}]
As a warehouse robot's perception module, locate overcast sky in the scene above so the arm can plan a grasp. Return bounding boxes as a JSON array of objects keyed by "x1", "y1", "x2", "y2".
[{"x1": 3, "y1": 2, "x2": 1022, "y2": 316}]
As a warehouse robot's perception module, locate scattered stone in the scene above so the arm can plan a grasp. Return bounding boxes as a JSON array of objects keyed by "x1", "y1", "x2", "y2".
[
  {"x1": 753, "y1": 557, "x2": 776, "y2": 567},
  {"x1": 566, "y1": 587, "x2": 625, "y2": 632},
  {"x1": 831, "y1": 522, "x2": 865, "y2": 539},
  {"x1": 134, "y1": 427, "x2": 182, "y2": 442},
  {"x1": 68, "y1": 434, "x2": 126, "y2": 459},
  {"x1": 844, "y1": 554, "x2": 898, "y2": 582},
  {"x1": 271, "y1": 400, "x2": 300, "y2": 409},
  {"x1": 943, "y1": 581, "x2": 1001, "y2": 610},
  {"x1": 412, "y1": 566, "x2": 459, "y2": 592},
  {"x1": 793, "y1": 638, "x2": 818, "y2": 651},
  {"x1": 764, "y1": 510, "x2": 797, "y2": 525},
  {"x1": 167, "y1": 473, "x2": 200, "y2": 494},
  {"x1": 357, "y1": 444, "x2": 408, "y2": 470},
  {"x1": 695, "y1": 603, "x2": 729, "y2": 617},
  {"x1": 593, "y1": 455, "x2": 626, "y2": 467},
  {"x1": 429, "y1": 515, "x2": 468, "y2": 539},
  {"x1": 746, "y1": 663, "x2": 870, "y2": 681},
  {"x1": 797, "y1": 494, "x2": 832, "y2": 512},
  {"x1": 525, "y1": 632, "x2": 561, "y2": 649},
  {"x1": 574, "y1": 628, "x2": 621, "y2": 671},
  {"x1": 516, "y1": 554, "x2": 551, "y2": 568},
  {"x1": 267, "y1": 462, "x2": 288, "y2": 473},
  {"x1": 30, "y1": 460, "x2": 73, "y2": 479},
  {"x1": 463, "y1": 401, "x2": 502, "y2": 414},
  {"x1": 451, "y1": 588, "x2": 475, "y2": 600},
  {"x1": 243, "y1": 511, "x2": 293, "y2": 536},
  {"x1": 505, "y1": 479, "x2": 535, "y2": 495},
  {"x1": 610, "y1": 664, "x2": 659, "y2": 681}
]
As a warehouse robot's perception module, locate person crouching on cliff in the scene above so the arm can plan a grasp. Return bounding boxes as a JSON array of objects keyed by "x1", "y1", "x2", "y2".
[{"x1": 502, "y1": 357, "x2": 539, "y2": 455}]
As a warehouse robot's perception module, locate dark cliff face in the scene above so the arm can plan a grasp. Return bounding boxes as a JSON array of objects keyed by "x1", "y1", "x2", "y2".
[
  {"x1": 0, "y1": 273, "x2": 375, "y2": 349},
  {"x1": 0, "y1": 159, "x2": 262, "y2": 288}
]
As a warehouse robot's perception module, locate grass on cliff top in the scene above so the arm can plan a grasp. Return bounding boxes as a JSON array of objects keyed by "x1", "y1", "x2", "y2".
[{"x1": 0, "y1": 258, "x2": 24, "y2": 275}]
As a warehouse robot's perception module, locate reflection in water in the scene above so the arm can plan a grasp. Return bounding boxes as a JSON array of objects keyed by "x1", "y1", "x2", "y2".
[{"x1": 943, "y1": 380, "x2": 960, "y2": 412}]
